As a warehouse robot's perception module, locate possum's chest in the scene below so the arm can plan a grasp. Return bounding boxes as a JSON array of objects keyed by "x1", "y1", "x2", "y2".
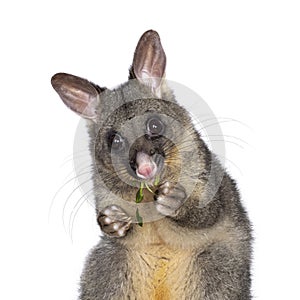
[{"x1": 126, "y1": 245, "x2": 194, "y2": 300}]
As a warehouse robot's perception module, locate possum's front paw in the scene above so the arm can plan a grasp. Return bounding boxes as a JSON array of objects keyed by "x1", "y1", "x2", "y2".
[
  {"x1": 97, "y1": 205, "x2": 132, "y2": 238},
  {"x1": 154, "y1": 182, "x2": 187, "y2": 217}
]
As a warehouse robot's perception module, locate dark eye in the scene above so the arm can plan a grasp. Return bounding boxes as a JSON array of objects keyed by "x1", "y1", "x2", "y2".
[
  {"x1": 109, "y1": 133, "x2": 125, "y2": 151},
  {"x1": 147, "y1": 117, "x2": 164, "y2": 136}
]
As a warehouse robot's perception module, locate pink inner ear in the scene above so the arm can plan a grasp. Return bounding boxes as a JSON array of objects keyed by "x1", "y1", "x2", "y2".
[
  {"x1": 51, "y1": 73, "x2": 99, "y2": 120},
  {"x1": 63, "y1": 86, "x2": 95, "y2": 117},
  {"x1": 132, "y1": 30, "x2": 166, "y2": 93}
]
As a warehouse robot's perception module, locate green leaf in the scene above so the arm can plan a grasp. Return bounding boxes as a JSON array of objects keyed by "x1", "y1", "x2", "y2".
[
  {"x1": 136, "y1": 208, "x2": 143, "y2": 227},
  {"x1": 154, "y1": 176, "x2": 160, "y2": 186},
  {"x1": 136, "y1": 186, "x2": 144, "y2": 203}
]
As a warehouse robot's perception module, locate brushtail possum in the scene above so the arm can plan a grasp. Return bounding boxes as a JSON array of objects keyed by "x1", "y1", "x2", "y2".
[{"x1": 51, "y1": 30, "x2": 252, "y2": 299}]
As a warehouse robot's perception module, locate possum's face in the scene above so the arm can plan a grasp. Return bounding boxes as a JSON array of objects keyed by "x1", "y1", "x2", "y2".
[
  {"x1": 96, "y1": 99, "x2": 170, "y2": 184},
  {"x1": 92, "y1": 94, "x2": 195, "y2": 194}
]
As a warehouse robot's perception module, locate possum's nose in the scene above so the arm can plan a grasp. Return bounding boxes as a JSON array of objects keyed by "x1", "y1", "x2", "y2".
[{"x1": 136, "y1": 152, "x2": 157, "y2": 179}]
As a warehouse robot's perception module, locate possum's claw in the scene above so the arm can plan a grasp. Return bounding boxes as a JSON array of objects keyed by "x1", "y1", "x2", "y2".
[
  {"x1": 154, "y1": 182, "x2": 187, "y2": 217},
  {"x1": 97, "y1": 205, "x2": 132, "y2": 237}
]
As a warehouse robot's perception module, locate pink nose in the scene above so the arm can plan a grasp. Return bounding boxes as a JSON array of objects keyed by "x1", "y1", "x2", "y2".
[
  {"x1": 136, "y1": 152, "x2": 157, "y2": 179},
  {"x1": 137, "y1": 164, "x2": 154, "y2": 178}
]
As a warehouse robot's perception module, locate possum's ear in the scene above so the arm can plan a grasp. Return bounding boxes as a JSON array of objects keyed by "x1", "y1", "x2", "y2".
[
  {"x1": 131, "y1": 30, "x2": 166, "y2": 98},
  {"x1": 51, "y1": 73, "x2": 103, "y2": 121}
]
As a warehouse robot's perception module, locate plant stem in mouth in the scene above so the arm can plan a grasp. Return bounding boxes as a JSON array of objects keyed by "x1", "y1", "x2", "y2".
[{"x1": 144, "y1": 183, "x2": 154, "y2": 193}]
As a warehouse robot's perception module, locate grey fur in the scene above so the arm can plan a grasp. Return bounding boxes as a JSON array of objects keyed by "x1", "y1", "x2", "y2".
[{"x1": 51, "y1": 30, "x2": 252, "y2": 300}]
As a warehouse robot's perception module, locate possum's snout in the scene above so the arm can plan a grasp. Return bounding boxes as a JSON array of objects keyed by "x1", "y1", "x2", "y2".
[{"x1": 136, "y1": 152, "x2": 158, "y2": 179}]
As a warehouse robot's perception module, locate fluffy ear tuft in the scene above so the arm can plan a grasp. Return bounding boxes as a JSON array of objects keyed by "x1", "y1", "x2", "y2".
[
  {"x1": 131, "y1": 30, "x2": 166, "y2": 97},
  {"x1": 51, "y1": 73, "x2": 103, "y2": 121}
]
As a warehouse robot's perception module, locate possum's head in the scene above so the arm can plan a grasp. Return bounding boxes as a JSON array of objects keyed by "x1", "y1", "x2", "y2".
[{"x1": 51, "y1": 30, "x2": 205, "y2": 204}]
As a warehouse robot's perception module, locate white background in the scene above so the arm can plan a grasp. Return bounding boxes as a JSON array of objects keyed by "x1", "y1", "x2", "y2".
[{"x1": 1, "y1": 1, "x2": 299, "y2": 299}]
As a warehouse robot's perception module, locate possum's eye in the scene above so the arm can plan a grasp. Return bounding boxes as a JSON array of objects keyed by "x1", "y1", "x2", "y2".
[
  {"x1": 108, "y1": 132, "x2": 125, "y2": 152},
  {"x1": 146, "y1": 117, "x2": 165, "y2": 137}
]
